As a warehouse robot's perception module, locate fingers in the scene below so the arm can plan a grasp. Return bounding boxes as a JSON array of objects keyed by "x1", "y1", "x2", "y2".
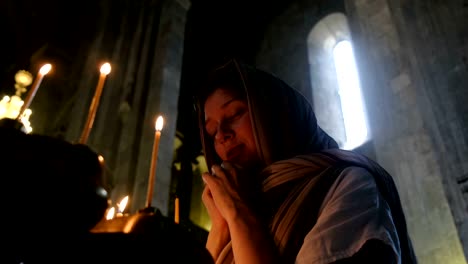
[
  {"x1": 211, "y1": 165, "x2": 233, "y2": 181},
  {"x1": 202, "y1": 173, "x2": 216, "y2": 201},
  {"x1": 202, "y1": 183, "x2": 212, "y2": 201},
  {"x1": 202, "y1": 185, "x2": 212, "y2": 205},
  {"x1": 202, "y1": 171, "x2": 218, "y2": 188},
  {"x1": 202, "y1": 165, "x2": 245, "y2": 223},
  {"x1": 221, "y1": 161, "x2": 236, "y2": 172},
  {"x1": 212, "y1": 164, "x2": 227, "y2": 176},
  {"x1": 202, "y1": 184, "x2": 217, "y2": 213},
  {"x1": 203, "y1": 167, "x2": 232, "y2": 192},
  {"x1": 213, "y1": 164, "x2": 239, "y2": 190},
  {"x1": 202, "y1": 171, "x2": 225, "y2": 203}
]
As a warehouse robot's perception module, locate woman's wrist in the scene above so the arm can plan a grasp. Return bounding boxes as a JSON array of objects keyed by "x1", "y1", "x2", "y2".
[
  {"x1": 225, "y1": 202, "x2": 279, "y2": 264},
  {"x1": 225, "y1": 200, "x2": 256, "y2": 227},
  {"x1": 206, "y1": 225, "x2": 230, "y2": 260}
]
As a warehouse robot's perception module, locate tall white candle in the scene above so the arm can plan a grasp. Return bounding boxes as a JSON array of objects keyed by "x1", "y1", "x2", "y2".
[
  {"x1": 79, "y1": 62, "x2": 111, "y2": 144},
  {"x1": 17, "y1": 64, "x2": 52, "y2": 118},
  {"x1": 145, "y1": 115, "x2": 164, "y2": 208},
  {"x1": 175, "y1": 196, "x2": 180, "y2": 224}
]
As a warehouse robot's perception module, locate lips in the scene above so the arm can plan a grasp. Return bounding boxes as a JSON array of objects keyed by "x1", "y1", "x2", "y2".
[{"x1": 226, "y1": 145, "x2": 243, "y2": 161}]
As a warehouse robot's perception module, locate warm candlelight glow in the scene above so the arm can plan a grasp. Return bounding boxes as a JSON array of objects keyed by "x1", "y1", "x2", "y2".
[
  {"x1": 78, "y1": 62, "x2": 111, "y2": 144},
  {"x1": 117, "y1": 195, "x2": 129, "y2": 213},
  {"x1": 16, "y1": 64, "x2": 52, "y2": 122},
  {"x1": 155, "y1": 116, "x2": 164, "y2": 131},
  {"x1": 100, "y1": 63, "x2": 111, "y2": 75},
  {"x1": 146, "y1": 114, "x2": 164, "y2": 208},
  {"x1": 16, "y1": 72, "x2": 32, "y2": 85},
  {"x1": 39, "y1": 64, "x2": 52, "y2": 75},
  {"x1": 98, "y1": 155, "x2": 104, "y2": 163},
  {"x1": 106, "y1": 207, "x2": 115, "y2": 220}
]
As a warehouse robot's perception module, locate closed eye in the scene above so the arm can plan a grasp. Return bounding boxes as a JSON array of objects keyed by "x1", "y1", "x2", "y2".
[
  {"x1": 226, "y1": 109, "x2": 245, "y2": 123},
  {"x1": 204, "y1": 100, "x2": 247, "y2": 139}
]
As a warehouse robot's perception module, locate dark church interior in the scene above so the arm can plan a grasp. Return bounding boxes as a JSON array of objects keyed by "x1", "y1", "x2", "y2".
[{"x1": 1, "y1": 0, "x2": 467, "y2": 262}]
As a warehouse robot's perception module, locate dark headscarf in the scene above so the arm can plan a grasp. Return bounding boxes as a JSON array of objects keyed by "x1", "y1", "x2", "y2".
[
  {"x1": 196, "y1": 59, "x2": 338, "y2": 170},
  {"x1": 195, "y1": 59, "x2": 417, "y2": 263}
]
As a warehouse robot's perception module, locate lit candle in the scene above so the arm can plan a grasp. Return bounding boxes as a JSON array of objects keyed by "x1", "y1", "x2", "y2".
[
  {"x1": 175, "y1": 196, "x2": 180, "y2": 224},
  {"x1": 145, "y1": 115, "x2": 164, "y2": 208},
  {"x1": 106, "y1": 207, "x2": 116, "y2": 220},
  {"x1": 117, "y1": 195, "x2": 129, "y2": 213},
  {"x1": 79, "y1": 62, "x2": 111, "y2": 144},
  {"x1": 17, "y1": 63, "x2": 52, "y2": 119},
  {"x1": 98, "y1": 155, "x2": 105, "y2": 164}
]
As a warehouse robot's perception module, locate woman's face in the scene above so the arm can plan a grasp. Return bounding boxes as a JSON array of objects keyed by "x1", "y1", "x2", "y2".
[{"x1": 204, "y1": 88, "x2": 260, "y2": 169}]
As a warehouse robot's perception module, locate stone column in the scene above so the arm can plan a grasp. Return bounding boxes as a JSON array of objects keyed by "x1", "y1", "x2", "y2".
[
  {"x1": 130, "y1": 0, "x2": 190, "y2": 215},
  {"x1": 63, "y1": 0, "x2": 189, "y2": 217}
]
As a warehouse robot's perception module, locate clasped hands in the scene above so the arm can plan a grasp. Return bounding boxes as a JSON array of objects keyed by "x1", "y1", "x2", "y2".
[
  {"x1": 202, "y1": 162, "x2": 248, "y2": 227},
  {"x1": 202, "y1": 162, "x2": 254, "y2": 258}
]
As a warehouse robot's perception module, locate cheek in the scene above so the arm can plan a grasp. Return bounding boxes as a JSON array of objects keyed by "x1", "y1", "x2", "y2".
[
  {"x1": 239, "y1": 118, "x2": 257, "y2": 152},
  {"x1": 245, "y1": 130, "x2": 257, "y2": 153}
]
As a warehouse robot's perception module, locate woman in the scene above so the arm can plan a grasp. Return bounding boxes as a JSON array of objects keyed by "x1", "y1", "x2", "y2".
[{"x1": 196, "y1": 59, "x2": 417, "y2": 264}]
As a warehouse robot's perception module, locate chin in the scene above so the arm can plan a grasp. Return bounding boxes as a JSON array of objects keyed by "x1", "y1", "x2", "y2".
[{"x1": 232, "y1": 158, "x2": 262, "y2": 172}]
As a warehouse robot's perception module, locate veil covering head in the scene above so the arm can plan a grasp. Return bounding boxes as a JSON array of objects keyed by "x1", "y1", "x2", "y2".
[{"x1": 196, "y1": 59, "x2": 338, "y2": 170}]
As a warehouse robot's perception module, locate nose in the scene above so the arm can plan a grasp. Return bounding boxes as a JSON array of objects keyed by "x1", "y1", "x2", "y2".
[{"x1": 214, "y1": 124, "x2": 233, "y2": 144}]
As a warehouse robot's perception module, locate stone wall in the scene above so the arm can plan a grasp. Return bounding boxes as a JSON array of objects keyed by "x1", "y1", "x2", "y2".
[
  {"x1": 256, "y1": 0, "x2": 468, "y2": 262},
  {"x1": 64, "y1": 0, "x2": 189, "y2": 216},
  {"x1": 131, "y1": 0, "x2": 190, "y2": 215},
  {"x1": 346, "y1": 0, "x2": 468, "y2": 262}
]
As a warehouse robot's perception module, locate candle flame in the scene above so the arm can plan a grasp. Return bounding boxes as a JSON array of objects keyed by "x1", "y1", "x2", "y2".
[
  {"x1": 117, "y1": 195, "x2": 129, "y2": 213},
  {"x1": 106, "y1": 207, "x2": 115, "y2": 220},
  {"x1": 39, "y1": 64, "x2": 52, "y2": 75},
  {"x1": 98, "y1": 155, "x2": 105, "y2": 163},
  {"x1": 155, "y1": 116, "x2": 164, "y2": 131},
  {"x1": 100, "y1": 63, "x2": 111, "y2": 75}
]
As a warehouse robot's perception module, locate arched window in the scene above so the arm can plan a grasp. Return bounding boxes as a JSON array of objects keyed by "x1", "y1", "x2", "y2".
[
  {"x1": 307, "y1": 13, "x2": 369, "y2": 150},
  {"x1": 333, "y1": 40, "x2": 368, "y2": 150}
]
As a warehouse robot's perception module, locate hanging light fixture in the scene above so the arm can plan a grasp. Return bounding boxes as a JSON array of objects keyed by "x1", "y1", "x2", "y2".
[{"x1": 0, "y1": 70, "x2": 34, "y2": 133}]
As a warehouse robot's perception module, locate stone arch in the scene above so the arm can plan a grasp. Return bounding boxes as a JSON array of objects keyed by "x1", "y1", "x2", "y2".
[{"x1": 307, "y1": 12, "x2": 369, "y2": 150}]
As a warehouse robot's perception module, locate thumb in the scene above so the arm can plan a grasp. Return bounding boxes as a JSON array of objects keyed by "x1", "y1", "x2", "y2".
[{"x1": 202, "y1": 172, "x2": 216, "y2": 186}]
